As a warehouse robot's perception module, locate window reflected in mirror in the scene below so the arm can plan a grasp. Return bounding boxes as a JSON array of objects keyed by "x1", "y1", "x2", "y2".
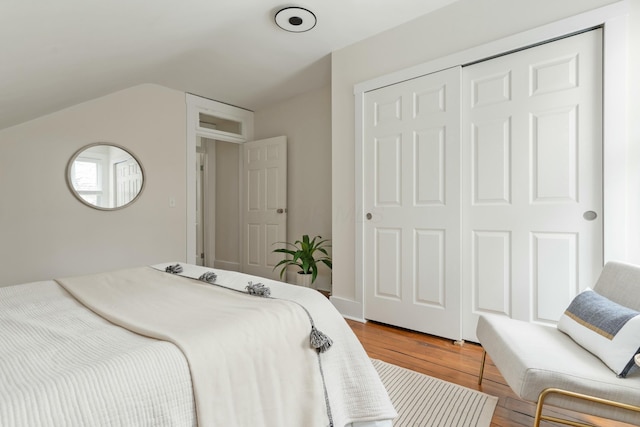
[{"x1": 67, "y1": 143, "x2": 145, "y2": 210}]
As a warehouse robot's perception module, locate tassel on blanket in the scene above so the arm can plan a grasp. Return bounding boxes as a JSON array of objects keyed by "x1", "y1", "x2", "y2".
[
  {"x1": 310, "y1": 325, "x2": 333, "y2": 353},
  {"x1": 165, "y1": 264, "x2": 183, "y2": 274},
  {"x1": 198, "y1": 271, "x2": 217, "y2": 284},
  {"x1": 246, "y1": 281, "x2": 271, "y2": 297}
]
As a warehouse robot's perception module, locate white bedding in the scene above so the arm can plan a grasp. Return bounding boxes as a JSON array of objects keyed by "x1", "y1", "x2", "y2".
[
  {"x1": 0, "y1": 280, "x2": 196, "y2": 426},
  {"x1": 1, "y1": 264, "x2": 396, "y2": 427}
]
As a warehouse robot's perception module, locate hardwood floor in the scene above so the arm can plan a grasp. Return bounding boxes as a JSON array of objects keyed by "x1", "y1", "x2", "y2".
[{"x1": 347, "y1": 319, "x2": 633, "y2": 427}]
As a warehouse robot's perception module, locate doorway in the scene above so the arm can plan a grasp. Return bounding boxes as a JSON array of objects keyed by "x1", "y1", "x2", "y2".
[
  {"x1": 197, "y1": 137, "x2": 242, "y2": 270},
  {"x1": 186, "y1": 94, "x2": 254, "y2": 266},
  {"x1": 186, "y1": 94, "x2": 289, "y2": 276}
]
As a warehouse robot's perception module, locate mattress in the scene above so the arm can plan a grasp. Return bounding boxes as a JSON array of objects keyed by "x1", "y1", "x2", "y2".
[{"x1": 0, "y1": 265, "x2": 396, "y2": 427}]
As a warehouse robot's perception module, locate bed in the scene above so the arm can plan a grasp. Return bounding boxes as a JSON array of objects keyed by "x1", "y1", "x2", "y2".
[{"x1": 0, "y1": 263, "x2": 396, "y2": 427}]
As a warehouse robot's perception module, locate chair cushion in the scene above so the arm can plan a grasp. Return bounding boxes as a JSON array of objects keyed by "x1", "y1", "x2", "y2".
[
  {"x1": 558, "y1": 288, "x2": 640, "y2": 377},
  {"x1": 476, "y1": 314, "x2": 640, "y2": 425}
]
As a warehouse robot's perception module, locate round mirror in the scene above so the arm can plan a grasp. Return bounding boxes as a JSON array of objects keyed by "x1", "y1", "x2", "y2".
[{"x1": 66, "y1": 143, "x2": 145, "y2": 210}]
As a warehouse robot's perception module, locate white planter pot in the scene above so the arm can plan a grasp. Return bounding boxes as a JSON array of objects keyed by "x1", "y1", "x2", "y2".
[{"x1": 296, "y1": 272, "x2": 313, "y2": 288}]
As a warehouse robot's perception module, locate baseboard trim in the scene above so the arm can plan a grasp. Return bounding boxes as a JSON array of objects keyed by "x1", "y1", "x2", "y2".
[{"x1": 330, "y1": 296, "x2": 365, "y2": 322}]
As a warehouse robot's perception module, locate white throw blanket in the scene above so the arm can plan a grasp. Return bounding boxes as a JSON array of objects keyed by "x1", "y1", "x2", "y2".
[{"x1": 56, "y1": 264, "x2": 396, "y2": 427}]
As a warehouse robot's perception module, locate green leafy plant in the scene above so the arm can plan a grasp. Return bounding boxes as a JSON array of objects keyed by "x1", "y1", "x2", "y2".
[{"x1": 272, "y1": 235, "x2": 332, "y2": 284}]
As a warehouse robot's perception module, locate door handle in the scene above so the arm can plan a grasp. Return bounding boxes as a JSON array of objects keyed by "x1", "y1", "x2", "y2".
[
  {"x1": 277, "y1": 208, "x2": 285, "y2": 214},
  {"x1": 366, "y1": 213, "x2": 372, "y2": 220},
  {"x1": 583, "y1": 211, "x2": 597, "y2": 221}
]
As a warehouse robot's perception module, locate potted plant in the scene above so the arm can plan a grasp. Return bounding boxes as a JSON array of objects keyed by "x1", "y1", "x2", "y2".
[{"x1": 272, "y1": 235, "x2": 332, "y2": 287}]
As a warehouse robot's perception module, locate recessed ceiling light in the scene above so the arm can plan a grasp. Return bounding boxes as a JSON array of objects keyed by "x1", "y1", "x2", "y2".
[{"x1": 274, "y1": 7, "x2": 316, "y2": 33}]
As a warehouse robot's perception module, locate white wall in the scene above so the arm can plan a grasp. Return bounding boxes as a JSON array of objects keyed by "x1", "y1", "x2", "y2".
[
  {"x1": 330, "y1": 0, "x2": 634, "y2": 308},
  {"x1": 0, "y1": 84, "x2": 187, "y2": 286},
  {"x1": 254, "y1": 85, "x2": 332, "y2": 290},
  {"x1": 627, "y1": 0, "x2": 640, "y2": 263}
]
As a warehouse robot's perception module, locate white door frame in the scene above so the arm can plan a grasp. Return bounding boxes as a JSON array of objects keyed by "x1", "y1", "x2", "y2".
[
  {"x1": 352, "y1": 1, "x2": 629, "y2": 322},
  {"x1": 186, "y1": 94, "x2": 254, "y2": 265}
]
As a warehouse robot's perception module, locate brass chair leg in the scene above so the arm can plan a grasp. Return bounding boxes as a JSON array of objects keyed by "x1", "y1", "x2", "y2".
[
  {"x1": 478, "y1": 350, "x2": 487, "y2": 385},
  {"x1": 535, "y1": 388, "x2": 595, "y2": 427},
  {"x1": 534, "y1": 387, "x2": 640, "y2": 427}
]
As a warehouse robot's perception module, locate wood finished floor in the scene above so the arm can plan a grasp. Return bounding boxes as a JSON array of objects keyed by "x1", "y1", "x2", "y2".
[{"x1": 347, "y1": 319, "x2": 634, "y2": 427}]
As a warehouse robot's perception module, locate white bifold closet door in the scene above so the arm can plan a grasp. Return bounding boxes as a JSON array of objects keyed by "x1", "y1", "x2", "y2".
[
  {"x1": 362, "y1": 29, "x2": 602, "y2": 342},
  {"x1": 461, "y1": 29, "x2": 603, "y2": 341},
  {"x1": 363, "y1": 66, "x2": 463, "y2": 340}
]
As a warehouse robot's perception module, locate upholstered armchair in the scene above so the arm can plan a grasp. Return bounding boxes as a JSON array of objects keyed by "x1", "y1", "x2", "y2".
[{"x1": 477, "y1": 261, "x2": 640, "y2": 426}]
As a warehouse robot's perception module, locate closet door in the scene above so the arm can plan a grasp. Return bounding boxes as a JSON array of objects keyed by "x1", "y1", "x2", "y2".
[
  {"x1": 363, "y1": 67, "x2": 462, "y2": 340},
  {"x1": 461, "y1": 30, "x2": 603, "y2": 340}
]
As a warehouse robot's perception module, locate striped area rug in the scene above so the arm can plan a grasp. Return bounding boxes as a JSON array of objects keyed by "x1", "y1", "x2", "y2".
[{"x1": 371, "y1": 359, "x2": 498, "y2": 427}]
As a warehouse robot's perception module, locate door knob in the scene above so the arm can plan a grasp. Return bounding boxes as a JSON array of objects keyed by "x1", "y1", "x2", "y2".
[
  {"x1": 583, "y1": 211, "x2": 597, "y2": 221},
  {"x1": 366, "y1": 213, "x2": 372, "y2": 220},
  {"x1": 277, "y1": 208, "x2": 285, "y2": 214}
]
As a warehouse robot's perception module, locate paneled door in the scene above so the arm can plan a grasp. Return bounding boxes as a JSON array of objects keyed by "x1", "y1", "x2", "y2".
[
  {"x1": 115, "y1": 158, "x2": 143, "y2": 206},
  {"x1": 363, "y1": 67, "x2": 462, "y2": 340},
  {"x1": 461, "y1": 29, "x2": 603, "y2": 340},
  {"x1": 242, "y1": 136, "x2": 287, "y2": 279}
]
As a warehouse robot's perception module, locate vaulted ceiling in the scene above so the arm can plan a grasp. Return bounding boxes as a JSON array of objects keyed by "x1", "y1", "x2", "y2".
[{"x1": 0, "y1": 0, "x2": 458, "y2": 130}]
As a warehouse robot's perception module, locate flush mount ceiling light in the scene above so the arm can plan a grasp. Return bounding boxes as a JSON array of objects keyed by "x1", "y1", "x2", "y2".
[{"x1": 274, "y1": 6, "x2": 316, "y2": 32}]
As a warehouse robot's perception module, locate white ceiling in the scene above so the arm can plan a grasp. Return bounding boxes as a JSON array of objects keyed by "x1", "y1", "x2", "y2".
[{"x1": 0, "y1": 0, "x2": 458, "y2": 130}]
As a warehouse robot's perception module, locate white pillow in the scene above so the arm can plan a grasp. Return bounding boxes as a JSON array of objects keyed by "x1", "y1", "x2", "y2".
[{"x1": 558, "y1": 288, "x2": 640, "y2": 377}]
